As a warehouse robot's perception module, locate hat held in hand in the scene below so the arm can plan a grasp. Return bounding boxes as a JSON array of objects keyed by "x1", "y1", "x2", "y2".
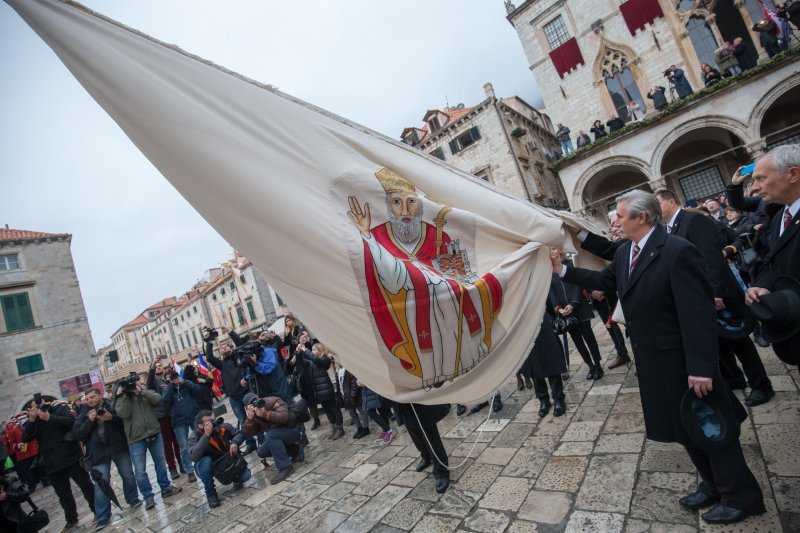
[{"x1": 750, "y1": 276, "x2": 800, "y2": 343}]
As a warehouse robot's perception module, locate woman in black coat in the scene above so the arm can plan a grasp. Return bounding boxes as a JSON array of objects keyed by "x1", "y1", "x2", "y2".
[
  {"x1": 290, "y1": 337, "x2": 344, "y2": 439},
  {"x1": 520, "y1": 279, "x2": 568, "y2": 417},
  {"x1": 555, "y1": 263, "x2": 605, "y2": 380}
]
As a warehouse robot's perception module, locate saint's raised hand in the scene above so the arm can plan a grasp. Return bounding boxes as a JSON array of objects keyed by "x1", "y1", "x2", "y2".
[{"x1": 347, "y1": 196, "x2": 371, "y2": 238}]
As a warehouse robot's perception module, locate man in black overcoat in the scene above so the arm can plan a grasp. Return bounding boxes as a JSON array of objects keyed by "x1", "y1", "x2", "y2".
[
  {"x1": 746, "y1": 144, "x2": 800, "y2": 365},
  {"x1": 554, "y1": 190, "x2": 764, "y2": 525},
  {"x1": 656, "y1": 190, "x2": 773, "y2": 406}
]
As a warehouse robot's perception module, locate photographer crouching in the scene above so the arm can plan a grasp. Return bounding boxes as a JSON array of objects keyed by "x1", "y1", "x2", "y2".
[
  {"x1": 243, "y1": 392, "x2": 302, "y2": 485},
  {"x1": 113, "y1": 372, "x2": 182, "y2": 510},
  {"x1": 187, "y1": 411, "x2": 251, "y2": 508},
  {"x1": 73, "y1": 388, "x2": 141, "y2": 529}
]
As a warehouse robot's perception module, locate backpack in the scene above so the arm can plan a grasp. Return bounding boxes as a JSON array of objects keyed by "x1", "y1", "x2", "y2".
[
  {"x1": 211, "y1": 453, "x2": 248, "y2": 485},
  {"x1": 286, "y1": 398, "x2": 311, "y2": 428}
]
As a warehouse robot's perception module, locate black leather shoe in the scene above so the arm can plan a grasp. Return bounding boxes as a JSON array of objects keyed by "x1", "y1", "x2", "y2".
[
  {"x1": 701, "y1": 502, "x2": 766, "y2": 524},
  {"x1": 538, "y1": 399, "x2": 551, "y2": 418},
  {"x1": 456, "y1": 404, "x2": 466, "y2": 416},
  {"x1": 753, "y1": 332, "x2": 770, "y2": 348},
  {"x1": 586, "y1": 367, "x2": 595, "y2": 380},
  {"x1": 678, "y1": 490, "x2": 720, "y2": 510},
  {"x1": 553, "y1": 399, "x2": 566, "y2": 417},
  {"x1": 492, "y1": 395, "x2": 503, "y2": 413},
  {"x1": 207, "y1": 492, "x2": 220, "y2": 509},
  {"x1": 469, "y1": 402, "x2": 489, "y2": 415},
  {"x1": 745, "y1": 388, "x2": 775, "y2": 407},
  {"x1": 435, "y1": 477, "x2": 450, "y2": 494},
  {"x1": 594, "y1": 366, "x2": 604, "y2": 380},
  {"x1": 415, "y1": 458, "x2": 431, "y2": 472}
]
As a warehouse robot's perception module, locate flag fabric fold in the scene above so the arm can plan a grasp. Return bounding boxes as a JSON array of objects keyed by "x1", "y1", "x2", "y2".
[{"x1": 7, "y1": 0, "x2": 597, "y2": 404}]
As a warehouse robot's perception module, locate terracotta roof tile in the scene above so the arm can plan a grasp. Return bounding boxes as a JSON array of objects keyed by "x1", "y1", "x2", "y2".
[{"x1": 0, "y1": 228, "x2": 69, "y2": 242}]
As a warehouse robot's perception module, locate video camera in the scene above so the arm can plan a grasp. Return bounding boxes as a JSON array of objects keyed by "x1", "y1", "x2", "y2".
[
  {"x1": 117, "y1": 371, "x2": 141, "y2": 395},
  {"x1": 202, "y1": 326, "x2": 219, "y2": 343},
  {"x1": 96, "y1": 407, "x2": 107, "y2": 416},
  {"x1": 232, "y1": 341, "x2": 262, "y2": 368}
]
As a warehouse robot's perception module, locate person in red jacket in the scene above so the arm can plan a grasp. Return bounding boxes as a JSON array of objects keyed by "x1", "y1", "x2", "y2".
[{"x1": 3, "y1": 417, "x2": 42, "y2": 492}]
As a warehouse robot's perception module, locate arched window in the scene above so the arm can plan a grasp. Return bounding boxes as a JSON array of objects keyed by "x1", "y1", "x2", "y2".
[
  {"x1": 686, "y1": 16, "x2": 719, "y2": 69},
  {"x1": 677, "y1": 0, "x2": 695, "y2": 11},
  {"x1": 600, "y1": 49, "x2": 645, "y2": 123}
]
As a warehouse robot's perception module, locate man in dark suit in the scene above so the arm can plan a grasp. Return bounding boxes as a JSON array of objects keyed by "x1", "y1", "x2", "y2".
[
  {"x1": 555, "y1": 190, "x2": 764, "y2": 525},
  {"x1": 656, "y1": 190, "x2": 773, "y2": 406},
  {"x1": 746, "y1": 144, "x2": 800, "y2": 365}
]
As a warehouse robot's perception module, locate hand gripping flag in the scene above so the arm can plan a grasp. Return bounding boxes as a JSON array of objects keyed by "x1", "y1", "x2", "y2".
[{"x1": 6, "y1": 0, "x2": 600, "y2": 404}]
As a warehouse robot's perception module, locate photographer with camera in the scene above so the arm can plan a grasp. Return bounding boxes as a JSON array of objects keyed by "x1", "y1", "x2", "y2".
[
  {"x1": 187, "y1": 411, "x2": 251, "y2": 508},
  {"x1": 113, "y1": 373, "x2": 182, "y2": 510},
  {"x1": 239, "y1": 334, "x2": 292, "y2": 404},
  {"x1": 23, "y1": 394, "x2": 95, "y2": 532},
  {"x1": 664, "y1": 65, "x2": 693, "y2": 99},
  {"x1": 243, "y1": 392, "x2": 301, "y2": 485},
  {"x1": 73, "y1": 388, "x2": 140, "y2": 530},
  {"x1": 203, "y1": 326, "x2": 257, "y2": 454},
  {"x1": 162, "y1": 371, "x2": 200, "y2": 483},
  {"x1": 1, "y1": 477, "x2": 49, "y2": 532},
  {"x1": 146, "y1": 358, "x2": 184, "y2": 480}
]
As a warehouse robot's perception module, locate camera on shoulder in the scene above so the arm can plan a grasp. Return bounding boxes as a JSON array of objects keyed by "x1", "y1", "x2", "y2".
[
  {"x1": 233, "y1": 341, "x2": 262, "y2": 368},
  {"x1": 203, "y1": 326, "x2": 219, "y2": 343},
  {"x1": 117, "y1": 371, "x2": 140, "y2": 395}
]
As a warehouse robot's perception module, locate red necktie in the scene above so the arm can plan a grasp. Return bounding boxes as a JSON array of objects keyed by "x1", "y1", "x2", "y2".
[
  {"x1": 783, "y1": 208, "x2": 793, "y2": 233},
  {"x1": 629, "y1": 244, "x2": 641, "y2": 273}
]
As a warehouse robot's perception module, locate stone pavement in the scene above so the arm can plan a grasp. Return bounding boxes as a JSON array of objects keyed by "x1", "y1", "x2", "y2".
[{"x1": 27, "y1": 325, "x2": 800, "y2": 532}]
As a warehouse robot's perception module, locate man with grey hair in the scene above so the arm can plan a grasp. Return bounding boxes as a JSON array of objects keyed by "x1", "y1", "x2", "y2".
[
  {"x1": 745, "y1": 144, "x2": 800, "y2": 365},
  {"x1": 553, "y1": 190, "x2": 764, "y2": 525}
]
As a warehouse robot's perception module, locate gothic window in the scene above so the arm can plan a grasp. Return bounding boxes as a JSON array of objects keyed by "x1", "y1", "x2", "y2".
[
  {"x1": 676, "y1": 0, "x2": 695, "y2": 11},
  {"x1": 543, "y1": 16, "x2": 570, "y2": 50},
  {"x1": 599, "y1": 49, "x2": 645, "y2": 123},
  {"x1": 686, "y1": 16, "x2": 719, "y2": 69}
]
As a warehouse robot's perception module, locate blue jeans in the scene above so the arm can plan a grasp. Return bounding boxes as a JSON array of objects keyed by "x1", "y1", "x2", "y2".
[
  {"x1": 194, "y1": 455, "x2": 251, "y2": 496},
  {"x1": 92, "y1": 450, "x2": 140, "y2": 524},
  {"x1": 172, "y1": 424, "x2": 194, "y2": 475},
  {"x1": 229, "y1": 395, "x2": 256, "y2": 448},
  {"x1": 560, "y1": 139, "x2": 574, "y2": 155},
  {"x1": 129, "y1": 433, "x2": 172, "y2": 500},
  {"x1": 257, "y1": 427, "x2": 301, "y2": 471}
]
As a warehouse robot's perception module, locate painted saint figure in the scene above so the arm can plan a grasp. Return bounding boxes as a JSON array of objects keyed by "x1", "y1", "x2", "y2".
[{"x1": 347, "y1": 168, "x2": 502, "y2": 389}]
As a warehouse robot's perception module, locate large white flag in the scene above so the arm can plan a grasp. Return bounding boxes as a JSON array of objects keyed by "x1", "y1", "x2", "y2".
[{"x1": 7, "y1": 0, "x2": 595, "y2": 404}]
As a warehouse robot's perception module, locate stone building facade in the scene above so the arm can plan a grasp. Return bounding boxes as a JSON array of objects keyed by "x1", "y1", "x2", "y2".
[
  {"x1": 505, "y1": 0, "x2": 800, "y2": 223},
  {"x1": 0, "y1": 228, "x2": 96, "y2": 418},
  {"x1": 401, "y1": 83, "x2": 568, "y2": 208}
]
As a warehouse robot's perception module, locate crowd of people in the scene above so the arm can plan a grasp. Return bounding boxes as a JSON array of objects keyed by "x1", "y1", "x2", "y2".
[
  {"x1": 2, "y1": 144, "x2": 798, "y2": 531},
  {"x1": 552, "y1": 5, "x2": 798, "y2": 161}
]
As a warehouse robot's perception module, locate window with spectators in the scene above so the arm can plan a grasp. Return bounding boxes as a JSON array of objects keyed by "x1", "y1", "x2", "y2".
[
  {"x1": 686, "y1": 16, "x2": 719, "y2": 69},
  {"x1": 543, "y1": 15, "x2": 570, "y2": 50}
]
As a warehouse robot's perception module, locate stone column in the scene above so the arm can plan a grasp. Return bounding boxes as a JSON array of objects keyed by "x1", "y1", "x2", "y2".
[
  {"x1": 745, "y1": 139, "x2": 768, "y2": 159},
  {"x1": 648, "y1": 176, "x2": 668, "y2": 192}
]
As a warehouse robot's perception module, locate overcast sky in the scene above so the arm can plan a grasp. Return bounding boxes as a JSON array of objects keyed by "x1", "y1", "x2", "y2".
[{"x1": 0, "y1": 0, "x2": 543, "y2": 350}]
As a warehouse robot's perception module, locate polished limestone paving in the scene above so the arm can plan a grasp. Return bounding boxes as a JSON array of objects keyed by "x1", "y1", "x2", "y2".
[{"x1": 28, "y1": 327, "x2": 800, "y2": 532}]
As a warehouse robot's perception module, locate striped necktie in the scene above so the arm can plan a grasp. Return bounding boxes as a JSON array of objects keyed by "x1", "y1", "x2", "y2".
[
  {"x1": 783, "y1": 207, "x2": 793, "y2": 234},
  {"x1": 629, "y1": 244, "x2": 641, "y2": 273}
]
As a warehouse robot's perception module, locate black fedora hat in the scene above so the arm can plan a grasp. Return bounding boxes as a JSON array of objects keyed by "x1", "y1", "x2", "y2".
[
  {"x1": 750, "y1": 276, "x2": 800, "y2": 343},
  {"x1": 716, "y1": 309, "x2": 754, "y2": 340},
  {"x1": 679, "y1": 389, "x2": 740, "y2": 453}
]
